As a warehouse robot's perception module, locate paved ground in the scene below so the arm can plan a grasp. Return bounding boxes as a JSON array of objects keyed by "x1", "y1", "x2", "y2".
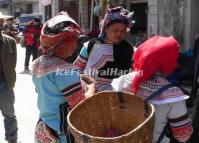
[{"x1": 0, "y1": 44, "x2": 38, "y2": 143}]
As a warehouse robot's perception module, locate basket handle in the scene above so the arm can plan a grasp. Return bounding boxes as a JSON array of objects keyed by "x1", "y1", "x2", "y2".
[
  {"x1": 144, "y1": 83, "x2": 174, "y2": 116},
  {"x1": 117, "y1": 92, "x2": 125, "y2": 108}
]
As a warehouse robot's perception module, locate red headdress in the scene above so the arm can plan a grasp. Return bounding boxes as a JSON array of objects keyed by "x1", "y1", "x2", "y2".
[
  {"x1": 40, "y1": 12, "x2": 83, "y2": 56},
  {"x1": 133, "y1": 36, "x2": 179, "y2": 93}
]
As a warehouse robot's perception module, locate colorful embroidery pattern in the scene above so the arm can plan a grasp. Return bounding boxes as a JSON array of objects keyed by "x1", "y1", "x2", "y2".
[
  {"x1": 35, "y1": 120, "x2": 59, "y2": 143},
  {"x1": 32, "y1": 55, "x2": 77, "y2": 77}
]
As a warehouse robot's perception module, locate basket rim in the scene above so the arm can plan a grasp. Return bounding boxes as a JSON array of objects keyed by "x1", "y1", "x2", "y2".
[{"x1": 67, "y1": 91, "x2": 155, "y2": 140}]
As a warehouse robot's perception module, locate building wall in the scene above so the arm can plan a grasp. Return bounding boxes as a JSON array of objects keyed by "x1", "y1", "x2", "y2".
[
  {"x1": 79, "y1": 0, "x2": 89, "y2": 32},
  {"x1": 184, "y1": 0, "x2": 191, "y2": 51},
  {"x1": 191, "y1": 0, "x2": 199, "y2": 48},
  {"x1": 148, "y1": 0, "x2": 158, "y2": 37},
  {"x1": 12, "y1": 1, "x2": 39, "y2": 17},
  {"x1": 52, "y1": 0, "x2": 59, "y2": 17},
  {"x1": 12, "y1": 0, "x2": 38, "y2": 2},
  {"x1": 33, "y1": 2, "x2": 39, "y2": 13},
  {"x1": 148, "y1": 0, "x2": 192, "y2": 51},
  {"x1": 158, "y1": 0, "x2": 184, "y2": 48}
]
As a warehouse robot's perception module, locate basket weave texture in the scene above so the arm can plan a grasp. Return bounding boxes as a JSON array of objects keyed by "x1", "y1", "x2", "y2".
[{"x1": 67, "y1": 91, "x2": 155, "y2": 143}]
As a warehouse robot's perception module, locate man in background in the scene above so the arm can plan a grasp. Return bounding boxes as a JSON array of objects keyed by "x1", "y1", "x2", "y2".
[
  {"x1": 23, "y1": 17, "x2": 42, "y2": 71},
  {"x1": 0, "y1": 12, "x2": 18, "y2": 143}
]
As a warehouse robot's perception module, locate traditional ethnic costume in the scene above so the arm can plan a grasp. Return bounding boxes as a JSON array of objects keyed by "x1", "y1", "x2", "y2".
[
  {"x1": 32, "y1": 13, "x2": 85, "y2": 143},
  {"x1": 74, "y1": 7, "x2": 134, "y2": 91},
  {"x1": 112, "y1": 36, "x2": 193, "y2": 143}
]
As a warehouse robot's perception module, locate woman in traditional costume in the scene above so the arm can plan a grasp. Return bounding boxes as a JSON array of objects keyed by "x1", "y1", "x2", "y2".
[
  {"x1": 74, "y1": 6, "x2": 134, "y2": 91},
  {"x1": 112, "y1": 36, "x2": 193, "y2": 143},
  {"x1": 32, "y1": 12, "x2": 95, "y2": 143}
]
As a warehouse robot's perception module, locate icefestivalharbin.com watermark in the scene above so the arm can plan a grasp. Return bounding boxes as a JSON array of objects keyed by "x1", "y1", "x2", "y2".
[{"x1": 55, "y1": 68, "x2": 133, "y2": 77}]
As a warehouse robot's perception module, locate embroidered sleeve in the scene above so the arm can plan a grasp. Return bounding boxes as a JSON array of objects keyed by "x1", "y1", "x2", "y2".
[
  {"x1": 55, "y1": 69, "x2": 85, "y2": 108},
  {"x1": 168, "y1": 101, "x2": 193, "y2": 142},
  {"x1": 73, "y1": 46, "x2": 89, "y2": 71},
  {"x1": 61, "y1": 82, "x2": 85, "y2": 108}
]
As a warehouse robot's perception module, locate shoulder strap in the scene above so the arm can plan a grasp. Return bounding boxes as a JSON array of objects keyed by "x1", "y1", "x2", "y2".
[
  {"x1": 156, "y1": 121, "x2": 170, "y2": 143},
  {"x1": 87, "y1": 38, "x2": 98, "y2": 56},
  {"x1": 143, "y1": 83, "x2": 175, "y2": 143},
  {"x1": 144, "y1": 83, "x2": 174, "y2": 102}
]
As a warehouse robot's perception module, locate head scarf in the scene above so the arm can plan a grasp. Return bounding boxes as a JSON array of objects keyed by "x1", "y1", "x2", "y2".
[
  {"x1": 40, "y1": 12, "x2": 82, "y2": 56},
  {"x1": 99, "y1": 6, "x2": 134, "y2": 41},
  {"x1": 132, "y1": 36, "x2": 179, "y2": 93}
]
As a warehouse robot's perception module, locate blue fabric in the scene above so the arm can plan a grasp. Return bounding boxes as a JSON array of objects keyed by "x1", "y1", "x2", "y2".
[
  {"x1": 79, "y1": 46, "x2": 89, "y2": 59},
  {"x1": 59, "y1": 134, "x2": 68, "y2": 143},
  {"x1": 32, "y1": 69, "x2": 81, "y2": 132}
]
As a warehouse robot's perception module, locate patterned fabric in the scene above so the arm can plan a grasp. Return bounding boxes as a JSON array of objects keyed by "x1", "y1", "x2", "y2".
[
  {"x1": 61, "y1": 82, "x2": 85, "y2": 108},
  {"x1": 112, "y1": 72, "x2": 189, "y2": 104},
  {"x1": 32, "y1": 55, "x2": 75, "y2": 77},
  {"x1": 169, "y1": 114, "x2": 193, "y2": 142},
  {"x1": 32, "y1": 55, "x2": 85, "y2": 133},
  {"x1": 74, "y1": 39, "x2": 133, "y2": 91},
  {"x1": 111, "y1": 72, "x2": 193, "y2": 143},
  {"x1": 99, "y1": 6, "x2": 134, "y2": 41},
  {"x1": 35, "y1": 120, "x2": 59, "y2": 143},
  {"x1": 40, "y1": 12, "x2": 82, "y2": 55},
  {"x1": 133, "y1": 36, "x2": 179, "y2": 93}
]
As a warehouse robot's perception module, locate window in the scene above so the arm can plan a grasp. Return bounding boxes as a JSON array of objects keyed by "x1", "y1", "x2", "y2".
[
  {"x1": 59, "y1": 0, "x2": 79, "y2": 22},
  {"x1": 70, "y1": 0, "x2": 77, "y2": 6},
  {"x1": 0, "y1": 4, "x2": 8, "y2": 9},
  {"x1": 60, "y1": 0, "x2": 77, "y2": 7},
  {"x1": 26, "y1": 4, "x2": 33, "y2": 14},
  {"x1": 45, "y1": 5, "x2": 52, "y2": 21},
  {"x1": 130, "y1": 3, "x2": 148, "y2": 33}
]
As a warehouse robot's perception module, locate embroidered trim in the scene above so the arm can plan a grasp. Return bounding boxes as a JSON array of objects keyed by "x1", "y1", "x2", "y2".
[{"x1": 32, "y1": 56, "x2": 77, "y2": 77}]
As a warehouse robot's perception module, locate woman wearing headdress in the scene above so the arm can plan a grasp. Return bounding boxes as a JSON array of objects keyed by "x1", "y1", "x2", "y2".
[
  {"x1": 74, "y1": 6, "x2": 134, "y2": 91},
  {"x1": 112, "y1": 36, "x2": 193, "y2": 143},
  {"x1": 32, "y1": 12, "x2": 95, "y2": 143}
]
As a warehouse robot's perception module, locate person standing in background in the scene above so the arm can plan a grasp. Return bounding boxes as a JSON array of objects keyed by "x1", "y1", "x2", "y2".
[
  {"x1": 2, "y1": 17, "x2": 19, "y2": 42},
  {"x1": 23, "y1": 17, "x2": 42, "y2": 71},
  {"x1": 0, "y1": 12, "x2": 18, "y2": 143}
]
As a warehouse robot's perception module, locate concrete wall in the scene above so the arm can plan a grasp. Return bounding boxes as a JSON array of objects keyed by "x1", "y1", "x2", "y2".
[
  {"x1": 158, "y1": 0, "x2": 184, "y2": 49},
  {"x1": 148, "y1": 0, "x2": 158, "y2": 37},
  {"x1": 12, "y1": 0, "x2": 38, "y2": 2},
  {"x1": 79, "y1": 0, "x2": 89, "y2": 32},
  {"x1": 52, "y1": 0, "x2": 59, "y2": 17},
  {"x1": 191, "y1": 0, "x2": 199, "y2": 49},
  {"x1": 147, "y1": 0, "x2": 191, "y2": 51},
  {"x1": 183, "y1": 0, "x2": 191, "y2": 51}
]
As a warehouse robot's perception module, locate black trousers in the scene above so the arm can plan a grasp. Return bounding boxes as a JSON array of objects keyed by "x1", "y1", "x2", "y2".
[{"x1": 24, "y1": 46, "x2": 38, "y2": 69}]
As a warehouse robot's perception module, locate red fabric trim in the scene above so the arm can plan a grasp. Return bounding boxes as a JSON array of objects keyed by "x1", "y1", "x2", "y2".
[
  {"x1": 170, "y1": 123, "x2": 193, "y2": 138},
  {"x1": 65, "y1": 90, "x2": 85, "y2": 108}
]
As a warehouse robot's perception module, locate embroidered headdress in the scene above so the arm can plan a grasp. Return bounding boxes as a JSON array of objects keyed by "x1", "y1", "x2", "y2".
[
  {"x1": 99, "y1": 6, "x2": 134, "y2": 41},
  {"x1": 40, "y1": 12, "x2": 82, "y2": 56}
]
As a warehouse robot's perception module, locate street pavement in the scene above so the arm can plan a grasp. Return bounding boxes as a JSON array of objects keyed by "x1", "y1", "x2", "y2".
[{"x1": 0, "y1": 44, "x2": 39, "y2": 143}]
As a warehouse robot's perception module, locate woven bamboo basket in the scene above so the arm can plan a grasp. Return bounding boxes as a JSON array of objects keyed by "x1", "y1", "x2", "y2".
[{"x1": 67, "y1": 91, "x2": 155, "y2": 143}]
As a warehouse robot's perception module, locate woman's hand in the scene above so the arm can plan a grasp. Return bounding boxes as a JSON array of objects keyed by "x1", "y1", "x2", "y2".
[
  {"x1": 80, "y1": 74, "x2": 97, "y2": 98},
  {"x1": 84, "y1": 83, "x2": 96, "y2": 98}
]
